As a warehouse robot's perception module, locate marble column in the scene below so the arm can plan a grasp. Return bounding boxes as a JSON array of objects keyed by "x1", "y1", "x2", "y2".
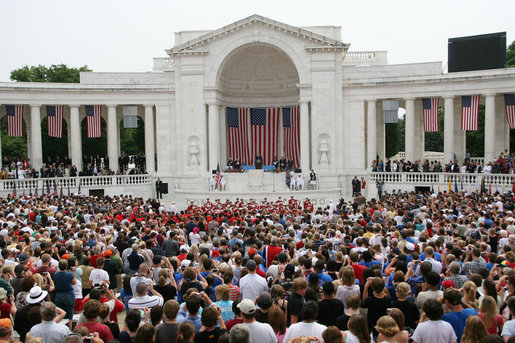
[
  {"x1": 484, "y1": 93, "x2": 496, "y2": 162},
  {"x1": 208, "y1": 103, "x2": 219, "y2": 171},
  {"x1": 300, "y1": 100, "x2": 310, "y2": 172},
  {"x1": 444, "y1": 96, "x2": 455, "y2": 163},
  {"x1": 69, "y1": 105, "x2": 82, "y2": 171},
  {"x1": 367, "y1": 99, "x2": 377, "y2": 168},
  {"x1": 144, "y1": 105, "x2": 155, "y2": 173},
  {"x1": 30, "y1": 105, "x2": 43, "y2": 169},
  {"x1": 107, "y1": 105, "x2": 119, "y2": 172},
  {"x1": 404, "y1": 98, "x2": 415, "y2": 162}
]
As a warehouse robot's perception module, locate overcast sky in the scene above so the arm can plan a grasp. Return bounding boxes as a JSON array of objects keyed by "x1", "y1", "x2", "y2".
[{"x1": 0, "y1": 0, "x2": 513, "y2": 82}]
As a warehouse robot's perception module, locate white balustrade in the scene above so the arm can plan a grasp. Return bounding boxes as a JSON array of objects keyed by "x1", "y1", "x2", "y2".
[
  {"x1": 0, "y1": 174, "x2": 153, "y2": 193},
  {"x1": 369, "y1": 172, "x2": 515, "y2": 187}
]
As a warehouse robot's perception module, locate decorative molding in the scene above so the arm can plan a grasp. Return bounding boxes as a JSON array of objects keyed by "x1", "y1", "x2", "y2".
[{"x1": 168, "y1": 14, "x2": 349, "y2": 56}]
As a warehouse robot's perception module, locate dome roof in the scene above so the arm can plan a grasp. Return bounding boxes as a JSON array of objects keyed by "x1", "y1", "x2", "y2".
[{"x1": 218, "y1": 44, "x2": 299, "y2": 98}]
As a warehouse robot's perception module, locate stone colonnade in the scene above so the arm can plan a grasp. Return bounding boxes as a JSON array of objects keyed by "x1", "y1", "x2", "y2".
[
  {"x1": 0, "y1": 104, "x2": 156, "y2": 173},
  {"x1": 365, "y1": 93, "x2": 510, "y2": 167}
]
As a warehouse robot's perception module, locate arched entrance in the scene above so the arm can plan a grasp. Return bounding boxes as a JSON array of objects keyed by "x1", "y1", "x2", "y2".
[{"x1": 216, "y1": 43, "x2": 300, "y2": 168}]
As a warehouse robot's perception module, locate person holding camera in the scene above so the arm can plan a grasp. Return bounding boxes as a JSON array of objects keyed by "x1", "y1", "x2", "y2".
[{"x1": 128, "y1": 282, "x2": 164, "y2": 310}]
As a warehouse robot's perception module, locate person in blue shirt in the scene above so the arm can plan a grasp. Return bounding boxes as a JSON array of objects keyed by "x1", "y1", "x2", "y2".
[
  {"x1": 441, "y1": 287, "x2": 477, "y2": 342},
  {"x1": 307, "y1": 260, "x2": 333, "y2": 286}
]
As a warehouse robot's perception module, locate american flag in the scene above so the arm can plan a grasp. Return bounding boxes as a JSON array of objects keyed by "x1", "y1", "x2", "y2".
[
  {"x1": 422, "y1": 98, "x2": 439, "y2": 132},
  {"x1": 47, "y1": 105, "x2": 64, "y2": 137},
  {"x1": 5, "y1": 105, "x2": 23, "y2": 137},
  {"x1": 505, "y1": 94, "x2": 515, "y2": 129},
  {"x1": 461, "y1": 95, "x2": 480, "y2": 131},
  {"x1": 250, "y1": 108, "x2": 280, "y2": 165},
  {"x1": 215, "y1": 163, "x2": 222, "y2": 189},
  {"x1": 86, "y1": 105, "x2": 102, "y2": 138},
  {"x1": 226, "y1": 107, "x2": 250, "y2": 165},
  {"x1": 282, "y1": 106, "x2": 300, "y2": 168}
]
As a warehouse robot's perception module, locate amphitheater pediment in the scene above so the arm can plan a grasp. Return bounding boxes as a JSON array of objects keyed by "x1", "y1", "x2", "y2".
[{"x1": 166, "y1": 14, "x2": 349, "y2": 57}]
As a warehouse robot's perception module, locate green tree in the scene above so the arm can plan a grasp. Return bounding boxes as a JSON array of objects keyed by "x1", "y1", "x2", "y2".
[
  {"x1": 10, "y1": 64, "x2": 91, "y2": 83},
  {"x1": 466, "y1": 104, "x2": 486, "y2": 156},
  {"x1": 385, "y1": 117, "x2": 405, "y2": 158},
  {"x1": 507, "y1": 41, "x2": 515, "y2": 67},
  {"x1": 0, "y1": 116, "x2": 27, "y2": 160},
  {"x1": 81, "y1": 117, "x2": 107, "y2": 157},
  {"x1": 120, "y1": 117, "x2": 145, "y2": 155},
  {"x1": 41, "y1": 117, "x2": 68, "y2": 161}
]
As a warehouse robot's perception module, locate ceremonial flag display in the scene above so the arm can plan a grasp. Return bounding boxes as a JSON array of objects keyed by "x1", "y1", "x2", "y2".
[
  {"x1": 282, "y1": 106, "x2": 300, "y2": 168},
  {"x1": 250, "y1": 107, "x2": 280, "y2": 165},
  {"x1": 5, "y1": 105, "x2": 23, "y2": 137},
  {"x1": 215, "y1": 164, "x2": 222, "y2": 190},
  {"x1": 461, "y1": 95, "x2": 480, "y2": 131},
  {"x1": 47, "y1": 105, "x2": 64, "y2": 137},
  {"x1": 505, "y1": 94, "x2": 515, "y2": 129},
  {"x1": 422, "y1": 98, "x2": 439, "y2": 132},
  {"x1": 85, "y1": 105, "x2": 102, "y2": 138},
  {"x1": 226, "y1": 107, "x2": 251, "y2": 165}
]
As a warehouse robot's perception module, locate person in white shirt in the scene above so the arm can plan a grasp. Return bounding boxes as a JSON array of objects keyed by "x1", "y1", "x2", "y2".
[
  {"x1": 283, "y1": 301, "x2": 327, "y2": 342},
  {"x1": 89, "y1": 257, "x2": 110, "y2": 288},
  {"x1": 238, "y1": 299, "x2": 277, "y2": 343},
  {"x1": 128, "y1": 282, "x2": 164, "y2": 310},
  {"x1": 239, "y1": 260, "x2": 268, "y2": 300},
  {"x1": 29, "y1": 301, "x2": 70, "y2": 343},
  {"x1": 130, "y1": 263, "x2": 154, "y2": 295}
]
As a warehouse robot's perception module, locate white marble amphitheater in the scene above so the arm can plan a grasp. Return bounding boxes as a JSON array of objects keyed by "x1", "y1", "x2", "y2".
[{"x1": 1, "y1": 15, "x2": 515, "y2": 206}]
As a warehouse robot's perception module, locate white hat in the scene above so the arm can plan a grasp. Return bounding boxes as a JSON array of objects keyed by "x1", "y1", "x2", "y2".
[
  {"x1": 237, "y1": 299, "x2": 256, "y2": 314},
  {"x1": 405, "y1": 242, "x2": 416, "y2": 252},
  {"x1": 181, "y1": 260, "x2": 191, "y2": 269},
  {"x1": 26, "y1": 286, "x2": 48, "y2": 304},
  {"x1": 180, "y1": 245, "x2": 189, "y2": 252}
]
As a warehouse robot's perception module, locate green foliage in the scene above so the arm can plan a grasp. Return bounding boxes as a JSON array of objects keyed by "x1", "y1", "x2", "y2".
[
  {"x1": 41, "y1": 117, "x2": 68, "y2": 161},
  {"x1": 0, "y1": 116, "x2": 27, "y2": 160},
  {"x1": 81, "y1": 118, "x2": 107, "y2": 156},
  {"x1": 385, "y1": 117, "x2": 405, "y2": 158},
  {"x1": 466, "y1": 104, "x2": 485, "y2": 157},
  {"x1": 424, "y1": 108, "x2": 444, "y2": 152},
  {"x1": 10, "y1": 64, "x2": 91, "y2": 83},
  {"x1": 507, "y1": 41, "x2": 515, "y2": 67},
  {"x1": 120, "y1": 117, "x2": 145, "y2": 155}
]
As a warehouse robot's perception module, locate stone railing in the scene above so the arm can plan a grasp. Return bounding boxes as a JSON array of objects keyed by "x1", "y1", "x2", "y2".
[
  {"x1": 0, "y1": 174, "x2": 153, "y2": 193},
  {"x1": 343, "y1": 51, "x2": 388, "y2": 65},
  {"x1": 369, "y1": 172, "x2": 515, "y2": 186}
]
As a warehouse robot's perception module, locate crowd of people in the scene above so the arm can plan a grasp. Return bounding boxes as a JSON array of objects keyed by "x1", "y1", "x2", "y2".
[
  {"x1": 371, "y1": 151, "x2": 515, "y2": 175},
  {"x1": 0, "y1": 189, "x2": 515, "y2": 343},
  {"x1": 0, "y1": 153, "x2": 148, "y2": 179}
]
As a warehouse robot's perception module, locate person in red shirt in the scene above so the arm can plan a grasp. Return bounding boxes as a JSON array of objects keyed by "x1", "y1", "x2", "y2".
[
  {"x1": 264, "y1": 238, "x2": 283, "y2": 268},
  {"x1": 76, "y1": 300, "x2": 114, "y2": 343},
  {"x1": 349, "y1": 252, "x2": 366, "y2": 285}
]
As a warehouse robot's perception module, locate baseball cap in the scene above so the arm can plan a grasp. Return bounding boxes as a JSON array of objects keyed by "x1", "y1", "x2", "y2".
[
  {"x1": 180, "y1": 245, "x2": 189, "y2": 252},
  {"x1": 104, "y1": 250, "x2": 113, "y2": 257},
  {"x1": 256, "y1": 292, "x2": 272, "y2": 310},
  {"x1": 17, "y1": 254, "x2": 29, "y2": 264},
  {"x1": 0, "y1": 318, "x2": 11, "y2": 336},
  {"x1": 237, "y1": 299, "x2": 256, "y2": 314}
]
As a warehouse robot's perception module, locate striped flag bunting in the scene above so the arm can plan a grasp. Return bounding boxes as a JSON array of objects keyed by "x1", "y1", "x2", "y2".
[
  {"x1": 461, "y1": 95, "x2": 480, "y2": 131},
  {"x1": 422, "y1": 98, "x2": 439, "y2": 132},
  {"x1": 226, "y1": 107, "x2": 251, "y2": 165},
  {"x1": 505, "y1": 94, "x2": 515, "y2": 129},
  {"x1": 282, "y1": 106, "x2": 300, "y2": 168},
  {"x1": 5, "y1": 105, "x2": 23, "y2": 137},
  {"x1": 250, "y1": 107, "x2": 280, "y2": 166},
  {"x1": 47, "y1": 105, "x2": 64, "y2": 137},
  {"x1": 85, "y1": 105, "x2": 102, "y2": 138}
]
